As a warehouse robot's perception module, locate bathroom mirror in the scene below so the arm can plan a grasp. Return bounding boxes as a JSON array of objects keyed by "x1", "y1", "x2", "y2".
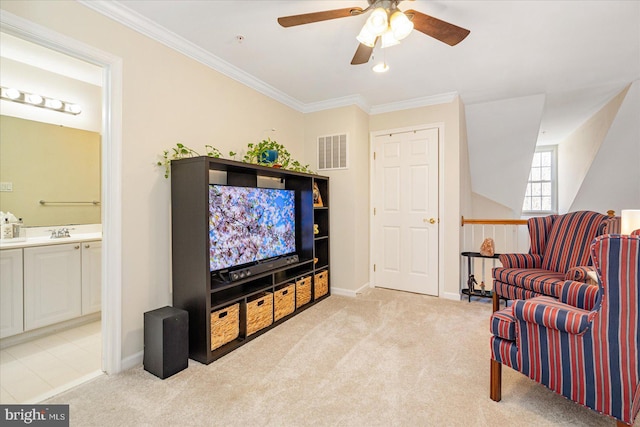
[{"x1": 0, "y1": 32, "x2": 102, "y2": 227}]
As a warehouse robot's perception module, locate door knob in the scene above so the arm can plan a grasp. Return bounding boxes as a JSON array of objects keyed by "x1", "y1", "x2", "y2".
[{"x1": 429, "y1": 218, "x2": 436, "y2": 224}]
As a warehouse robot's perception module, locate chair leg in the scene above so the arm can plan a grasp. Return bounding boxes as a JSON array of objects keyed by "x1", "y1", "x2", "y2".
[
  {"x1": 492, "y1": 292, "x2": 500, "y2": 312},
  {"x1": 490, "y1": 360, "x2": 502, "y2": 401}
]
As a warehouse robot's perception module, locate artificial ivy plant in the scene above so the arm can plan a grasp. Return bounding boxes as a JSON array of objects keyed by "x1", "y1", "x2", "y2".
[{"x1": 158, "y1": 139, "x2": 314, "y2": 178}]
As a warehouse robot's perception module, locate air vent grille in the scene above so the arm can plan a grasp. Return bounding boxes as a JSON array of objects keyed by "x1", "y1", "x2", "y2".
[{"x1": 318, "y1": 134, "x2": 347, "y2": 170}]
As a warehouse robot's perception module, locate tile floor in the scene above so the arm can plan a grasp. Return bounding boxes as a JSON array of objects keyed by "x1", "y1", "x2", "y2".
[{"x1": 0, "y1": 321, "x2": 103, "y2": 404}]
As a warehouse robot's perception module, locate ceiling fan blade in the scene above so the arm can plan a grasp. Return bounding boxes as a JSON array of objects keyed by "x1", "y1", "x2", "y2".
[
  {"x1": 278, "y1": 7, "x2": 364, "y2": 27},
  {"x1": 351, "y1": 42, "x2": 375, "y2": 65},
  {"x1": 405, "y1": 9, "x2": 470, "y2": 46}
]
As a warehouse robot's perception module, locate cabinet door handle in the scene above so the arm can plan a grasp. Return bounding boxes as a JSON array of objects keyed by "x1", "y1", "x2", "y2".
[
  {"x1": 74, "y1": 245, "x2": 80, "y2": 249},
  {"x1": 85, "y1": 244, "x2": 90, "y2": 248}
]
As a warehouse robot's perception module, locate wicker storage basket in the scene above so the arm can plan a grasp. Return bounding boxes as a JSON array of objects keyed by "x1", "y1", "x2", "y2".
[
  {"x1": 314, "y1": 270, "x2": 329, "y2": 299},
  {"x1": 296, "y1": 276, "x2": 312, "y2": 308},
  {"x1": 246, "y1": 292, "x2": 273, "y2": 336},
  {"x1": 274, "y1": 283, "x2": 295, "y2": 321},
  {"x1": 210, "y1": 303, "x2": 240, "y2": 351}
]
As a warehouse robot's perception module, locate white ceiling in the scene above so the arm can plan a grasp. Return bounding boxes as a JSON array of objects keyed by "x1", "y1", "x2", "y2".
[{"x1": 81, "y1": 1, "x2": 638, "y2": 141}]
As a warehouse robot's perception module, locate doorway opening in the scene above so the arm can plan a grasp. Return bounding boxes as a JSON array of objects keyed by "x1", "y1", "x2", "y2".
[{"x1": 0, "y1": 10, "x2": 123, "y2": 403}]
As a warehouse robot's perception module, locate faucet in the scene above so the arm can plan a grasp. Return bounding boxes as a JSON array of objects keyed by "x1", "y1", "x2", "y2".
[{"x1": 48, "y1": 227, "x2": 72, "y2": 238}]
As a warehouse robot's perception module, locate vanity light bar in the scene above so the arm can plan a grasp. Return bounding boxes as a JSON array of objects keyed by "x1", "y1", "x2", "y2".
[{"x1": 0, "y1": 86, "x2": 82, "y2": 115}]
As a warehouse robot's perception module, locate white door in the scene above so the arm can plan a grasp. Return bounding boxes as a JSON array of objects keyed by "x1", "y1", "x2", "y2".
[{"x1": 373, "y1": 127, "x2": 439, "y2": 295}]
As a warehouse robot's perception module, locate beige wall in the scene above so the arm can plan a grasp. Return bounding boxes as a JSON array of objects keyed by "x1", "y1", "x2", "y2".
[
  {"x1": 305, "y1": 100, "x2": 466, "y2": 299},
  {"x1": 1, "y1": 1, "x2": 469, "y2": 365},
  {"x1": 370, "y1": 98, "x2": 463, "y2": 299},
  {"x1": 0, "y1": 115, "x2": 101, "y2": 226},
  {"x1": 304, "y1": 106, "x2": 370, "y2": 295},
  {"x1": 1, "y1": 1, "x2": 307, "y2": 362}
]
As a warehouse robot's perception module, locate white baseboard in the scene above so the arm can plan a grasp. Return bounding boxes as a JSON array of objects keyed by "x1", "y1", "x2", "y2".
[
  {"x1": 331, "y1": 282, "x2": 371, "y2": 298},
  {"x1": 442, "y1": 291, "x2": 462, "y2": 301},
  {"x1": 121, "y1": 350, "x2": 143, "y2": 371}
]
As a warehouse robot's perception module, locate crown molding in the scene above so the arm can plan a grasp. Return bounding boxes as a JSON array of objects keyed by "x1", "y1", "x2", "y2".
[
  {"x1": 77, "y1": 1, "x2": 457, "y2": 116},
  {"x1": 302, "y1": 94, "x2": 371, "y2": 114},
  {"x1": 77, "y1": 0, "x2": 306, "y2": 112},
  {"x1": 369, "y1": 92, "x2": 459, "y2": 115}
]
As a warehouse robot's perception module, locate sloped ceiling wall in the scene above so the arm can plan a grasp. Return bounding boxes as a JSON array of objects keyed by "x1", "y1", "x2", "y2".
[
  {"x1": 571, "y1": 81, "x2": 640, "y2": 213},
  {"x1": 558, "y1": 85, "x2": 629, "y2": 213},
  {"x1": 465, "y1": 94, "x2": 545, "y2": 216}
]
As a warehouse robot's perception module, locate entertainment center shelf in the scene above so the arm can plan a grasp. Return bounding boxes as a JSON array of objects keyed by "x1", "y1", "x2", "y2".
[{"x1": 170, "y1": 156, "x2": 330, "y2": 364}]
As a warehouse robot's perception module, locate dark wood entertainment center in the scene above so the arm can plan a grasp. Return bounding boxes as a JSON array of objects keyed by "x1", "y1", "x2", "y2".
[{"x1": 170, "y1": 156, "x2": 330, "y2": 364}]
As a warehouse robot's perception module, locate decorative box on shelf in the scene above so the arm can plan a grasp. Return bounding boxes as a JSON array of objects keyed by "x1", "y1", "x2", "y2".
[
  {"x1": 274, "y1": 283, "x2": 295, "y2": 321},
  {"x1": 246, "y1": 292, "x2": 273, "y2": 336},
  {"x1": 296, "y1": 276, "x2": 312, "y2": 308},
  {"x1": 210, "y1": 303, "x2": 240, "y2": 350},
  {"x1": 314, "y1": 270, "x2": 329, "y2": 299}
]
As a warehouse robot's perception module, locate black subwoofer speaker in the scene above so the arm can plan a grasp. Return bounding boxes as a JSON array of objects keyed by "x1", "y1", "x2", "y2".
[{"x1": 143, "y1": 306, "x2": 189, "y2": 379}]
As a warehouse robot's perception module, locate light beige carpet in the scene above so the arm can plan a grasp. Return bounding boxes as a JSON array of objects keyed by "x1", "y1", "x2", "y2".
[{"x1": 46, "y1": 288, "x2": 635, "y2": 426}]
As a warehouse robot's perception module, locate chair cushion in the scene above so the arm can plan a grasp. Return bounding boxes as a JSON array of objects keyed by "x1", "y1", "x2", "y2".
[
  {"x1": 540, "y1": 211, "x2": 607, "y2": 273},
  {"x1": 493, "y1": 281, "x2": 542, "y2": 300},
  {"x1": 493, "y1": 268, "x2": 566, "y2": 297},
  {"x1": 490, "y1": 305, "x2": 516, "y2": 340}
]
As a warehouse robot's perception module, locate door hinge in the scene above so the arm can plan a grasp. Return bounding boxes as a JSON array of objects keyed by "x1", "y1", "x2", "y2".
[
  {"x1": 373, "y1": 264, "x2": 376, "y2": 272},
  {"x1": 374, "y1": 207, "x2": 376, "y2": 215},
  {"x1": 373, "y1": 152, "x2": 376, "y2": 160}
]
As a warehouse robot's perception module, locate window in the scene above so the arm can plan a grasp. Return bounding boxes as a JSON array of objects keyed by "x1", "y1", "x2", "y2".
[{"x1": 522, "y1": 146, "x2": 557, "y2": 214}]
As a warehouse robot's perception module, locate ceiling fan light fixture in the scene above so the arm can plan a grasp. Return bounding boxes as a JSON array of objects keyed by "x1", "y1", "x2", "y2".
[
  {"x1": 381, "y1": 28, "x2": 400, "y2": 48},
  {"x1": 356, "y1": 26, "x2": 377, "y2": 47},
  {"x1": 372, "y1": 62, "x2": 389, "y2": 73},
  {"x1": 390, "y1": 10, "x2": 414, "y2": 41},
  {"x1": 366, "y1": 7, "x2": 389, "y2": 36}
]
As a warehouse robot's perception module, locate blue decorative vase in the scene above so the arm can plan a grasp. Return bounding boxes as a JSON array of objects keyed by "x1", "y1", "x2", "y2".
[{"x1": 259, "y1": 149, "x2": 278, "y2": 164}]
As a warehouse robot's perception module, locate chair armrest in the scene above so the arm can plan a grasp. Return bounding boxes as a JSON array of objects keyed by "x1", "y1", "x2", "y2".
[
  {"x1": 565, "y1": 266, "x2": 596, "y2": 282},
  {"x1": 559, "y1": 280, "x2": 599, "y2": 310},
  {"x1": 513, "y1": 296, "x2": 594, "y2": 335},
  {"x1": 498, "y1": 253, "x2": 543, "y2": 269}
]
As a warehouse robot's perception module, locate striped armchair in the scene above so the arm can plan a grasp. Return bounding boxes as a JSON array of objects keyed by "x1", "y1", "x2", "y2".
[
  {"x1": 489, "y1": 233, "x2": 640, "y2": 426},
  {"x1": 491, "y1": 211, "x2": 617, "y2": 311}
]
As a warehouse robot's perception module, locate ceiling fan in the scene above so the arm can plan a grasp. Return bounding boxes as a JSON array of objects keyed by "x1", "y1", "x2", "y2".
[{"x1": 278, "y1": 0, "x2": 470, "y2": 66}]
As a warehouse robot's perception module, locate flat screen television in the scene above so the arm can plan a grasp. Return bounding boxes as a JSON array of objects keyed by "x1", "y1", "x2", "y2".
[{"x1": 208, "y1": 184, "x2": 296, "y2": 272}]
